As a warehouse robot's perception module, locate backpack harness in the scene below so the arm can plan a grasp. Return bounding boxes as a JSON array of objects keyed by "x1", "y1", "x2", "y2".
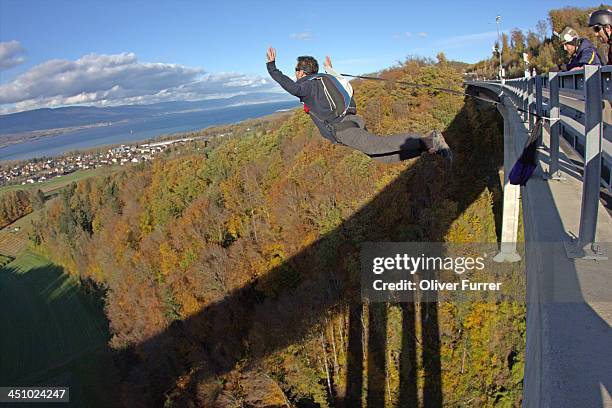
[{"x1": 303, "y1": 73, "x2": 359, "y2": 133}]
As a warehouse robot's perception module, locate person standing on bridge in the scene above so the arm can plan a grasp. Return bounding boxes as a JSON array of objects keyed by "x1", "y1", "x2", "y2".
[
  {"x1": 558, "y1": 27, "x2": 602, "y2": 71},
  {"x1": 588, "y1": 9, "x2": 612, "y2": 64},
  {"x1": 265, "y1": 47, "x2": 452, "y2": 163}
]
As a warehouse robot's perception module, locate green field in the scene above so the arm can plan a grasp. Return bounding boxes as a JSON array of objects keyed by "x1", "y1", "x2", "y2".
[
  {"x1": 0, "y1": 232, "x2": 27, "y2": 257},
  {"x1": 0, "y1": 251, "x2": 119, "y2": 407}
]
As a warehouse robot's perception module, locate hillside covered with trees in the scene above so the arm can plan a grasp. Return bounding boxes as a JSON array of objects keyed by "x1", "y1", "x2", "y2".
[
  {"x1": 0, "y1": 189, "x2": 44, "y2": 229},
  {"x1": 27, "y1": 55, "x2": 525, "y2": 407},
  {"x1": 470, "y1": 4, "x2": 612, "y2": 79}
]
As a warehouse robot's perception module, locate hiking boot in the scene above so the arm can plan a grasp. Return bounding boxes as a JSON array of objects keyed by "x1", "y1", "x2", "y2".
[{"x1": 428, "y1": 130, "x2": 453, "y2": 163}]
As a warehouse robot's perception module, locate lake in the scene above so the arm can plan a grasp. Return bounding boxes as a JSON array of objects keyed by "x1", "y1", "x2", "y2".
[{"x1": 0, "y1": 100, "x2": 299, "y2": 162}]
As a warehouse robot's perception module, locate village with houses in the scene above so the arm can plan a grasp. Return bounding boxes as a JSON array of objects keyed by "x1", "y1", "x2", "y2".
[{"x1": 0, "y1": 135, "x2": 211, "y2": 188}]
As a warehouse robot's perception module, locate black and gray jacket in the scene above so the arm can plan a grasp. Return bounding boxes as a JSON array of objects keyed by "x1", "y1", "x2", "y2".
[
  {"x1": 267, "y1": 61, "x2": 355, "y2": 143},
  {"x1": 566, "y1": 38, "x2": 602, "y2": 70}
]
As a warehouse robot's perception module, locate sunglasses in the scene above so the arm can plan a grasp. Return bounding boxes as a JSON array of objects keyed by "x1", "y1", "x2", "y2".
[
  {"x1": 593, "y1": 25, "x2": 602, "y2": 33},
  {"x1": 295, "y1": 68, "x2": 301, "y2": 72}
]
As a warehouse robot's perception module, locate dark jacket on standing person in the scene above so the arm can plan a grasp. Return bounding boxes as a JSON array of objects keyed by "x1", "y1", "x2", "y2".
[{"x1": 566, "y1": 38, "x2": 602, "y2": 70}]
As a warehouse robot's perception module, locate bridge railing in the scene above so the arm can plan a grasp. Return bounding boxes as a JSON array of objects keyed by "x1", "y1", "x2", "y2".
[{"x1": 467, "y1": 66, "x2": 610, "y2": 258}]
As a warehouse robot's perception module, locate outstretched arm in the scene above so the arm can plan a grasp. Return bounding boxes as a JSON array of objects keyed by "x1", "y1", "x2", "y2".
[
  {"x1": 266, "y1": 47, "x2": 309, "y2": 97},
  {"x1": 323, "y1": 55, "x2": 341, "y2": 76}
]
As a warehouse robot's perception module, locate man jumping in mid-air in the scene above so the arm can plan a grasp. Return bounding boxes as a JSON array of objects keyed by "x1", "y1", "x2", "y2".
[{"x1": 266, "y1": 47, "x2": 452, "y2": 163}]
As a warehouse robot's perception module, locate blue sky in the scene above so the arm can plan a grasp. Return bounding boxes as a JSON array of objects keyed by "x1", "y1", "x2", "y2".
[{"x1": 0, "y1": 0, "x2": 600, "y2": 113}]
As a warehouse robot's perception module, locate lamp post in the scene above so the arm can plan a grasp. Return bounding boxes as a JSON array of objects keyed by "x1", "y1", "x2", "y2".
[{"x1": 496, "y1": 15, "x2": 504, "y2": 84}]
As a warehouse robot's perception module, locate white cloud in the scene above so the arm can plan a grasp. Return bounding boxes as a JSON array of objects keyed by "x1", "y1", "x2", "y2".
[
  {"x1": 392, "y1": 32, "x2": 413, "y2": 40},
  {"x1": 417, "y1": 32, "x2": 427, "y2": 38},
  {"x1": 0, "y1": 52, "x2": 278, "y2": 113},
  {"x1": 0, "y1": 40, "x2": 26, "y2": 70},
  {"x1": 430, "y1": 31, "x2": 505, "y2": 53},
  {"x1": 441, "y1": 31, "x2": 499, "y2": 47},
  {"x1": 290, "y1": 32, "x2": 313, "y2": 41}
]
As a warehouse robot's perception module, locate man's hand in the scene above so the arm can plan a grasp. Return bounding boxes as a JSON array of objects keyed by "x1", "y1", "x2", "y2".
[
  {"x1": 324, "y1": 56, "x2": 332, "y2": 69},
  {"x1": 267, "y1": 47, "x2": 276, "y2": 63}
]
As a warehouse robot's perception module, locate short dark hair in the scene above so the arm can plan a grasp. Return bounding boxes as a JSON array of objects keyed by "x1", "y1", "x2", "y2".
[{"x1": 296, "y1": 56, "x2": 319, "y2": 75}]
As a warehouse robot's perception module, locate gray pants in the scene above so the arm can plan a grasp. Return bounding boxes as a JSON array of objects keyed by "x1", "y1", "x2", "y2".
[{"x1": 334, "y1": 115, "x2": 428, "y2": 163}]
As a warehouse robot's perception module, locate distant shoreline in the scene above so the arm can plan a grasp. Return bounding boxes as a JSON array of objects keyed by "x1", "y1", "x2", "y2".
[
  {"x1": 77, "y1": 108, "x2": 296, "y2": 158},
  {"x1": 0, "y1": 120, "x2": 131, "y2": 150},
  {"x1": 0, "y1": 101, "x2": 299, "y2": 163}
]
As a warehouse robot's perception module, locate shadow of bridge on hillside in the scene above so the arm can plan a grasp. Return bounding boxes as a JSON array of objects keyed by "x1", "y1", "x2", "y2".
[{"x1": 108, "y1": 101, "x2": 506, "y2": 407}]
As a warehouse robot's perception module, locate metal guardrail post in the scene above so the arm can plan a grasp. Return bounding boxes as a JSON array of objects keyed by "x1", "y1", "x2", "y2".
[
  {"x1": 515, "y1": 83, "x2": 520, "y2": 105},
  {"x1": 513, "y1": 81, "x2": 519, "y2": 113},
  {"x1": 535, "y1": 75, "x2": 542, "y2": 116},
  {"x1": 523, "y1": 79, "x2": 529, "y2": 123},
  {"x1": 528, "y1": 77, "x2": 535, "y2": 131},
  {"x1": 546, "y1": 72, "x2": 562, "y2": 180},
  {"x1": 519, "y1": 81, "x2": 523, "y2": 119},
  {"x1": 565, "y1": 65, "x2": 607, "y2": 259},
  {"x1": 535, "y1": 75, "x2": 543, "y2": 148},
  {"x1": 516, "y1": 80, "x2": 521, "y2": 118}
]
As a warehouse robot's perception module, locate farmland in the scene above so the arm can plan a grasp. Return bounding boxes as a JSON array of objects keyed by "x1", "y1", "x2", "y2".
[{"x1": 0, "y1": 251, "x2": 119, "y2": 407}]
